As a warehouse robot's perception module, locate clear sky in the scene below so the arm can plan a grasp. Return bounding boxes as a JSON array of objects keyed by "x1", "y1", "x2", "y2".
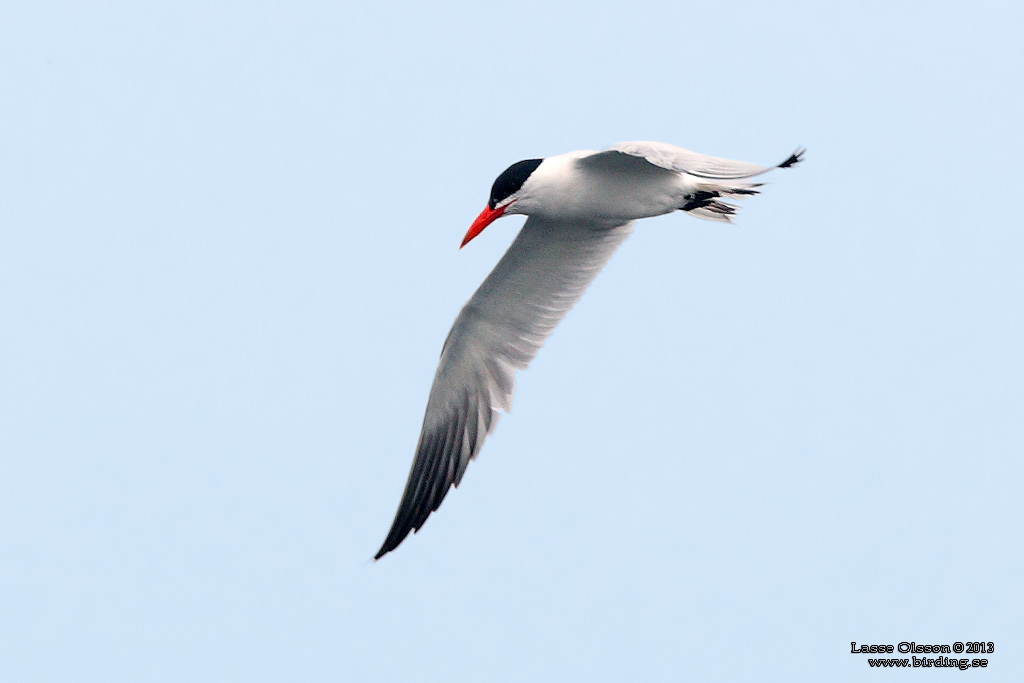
[{"x1": 2, "y1": 1, "x2": 1021, "y2": 681}]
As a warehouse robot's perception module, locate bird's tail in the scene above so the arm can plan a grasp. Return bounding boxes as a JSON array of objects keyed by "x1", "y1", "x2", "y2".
[
  {"x1": 679, "y1": 182, "x2": 762, "y2": 223},
  {"x1": 680, "y1": 147, "x2": 805, "y2": 224}
]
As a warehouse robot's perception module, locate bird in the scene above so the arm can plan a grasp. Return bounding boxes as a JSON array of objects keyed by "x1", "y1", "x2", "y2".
[{"x1": 375, "y1": 141, "x2": 804, "y2": 558}]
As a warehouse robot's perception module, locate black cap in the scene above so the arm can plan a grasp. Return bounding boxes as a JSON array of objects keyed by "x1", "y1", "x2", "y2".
[{"x1": 488, "y1": 158, "x2": 543, "y2": 209}]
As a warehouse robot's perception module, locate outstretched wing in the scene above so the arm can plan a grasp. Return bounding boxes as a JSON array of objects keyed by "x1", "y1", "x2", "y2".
[
  {"x1": 375, "y1": 216, "x2": 634, "y2": 558},
  {"x1": 585, "y1": 141, "x2": 804, "y2": 180}
]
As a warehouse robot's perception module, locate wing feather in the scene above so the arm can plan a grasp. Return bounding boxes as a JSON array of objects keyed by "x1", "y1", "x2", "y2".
[
  {"x1": 375, "y1": 216, "x2": 633, "y2": 558},
  {"x1": 589, "y1": 141, "x2": 803, "y2": 180}
]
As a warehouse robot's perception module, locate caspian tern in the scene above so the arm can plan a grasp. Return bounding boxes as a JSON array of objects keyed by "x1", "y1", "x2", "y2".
[{"x1": 375, "y1": 141, "x2": 804, "y2": 558}]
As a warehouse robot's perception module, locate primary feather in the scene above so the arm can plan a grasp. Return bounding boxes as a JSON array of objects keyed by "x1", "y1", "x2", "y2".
[{"x1": 375, "y1": 217, "x2": 633, "y2": 558}]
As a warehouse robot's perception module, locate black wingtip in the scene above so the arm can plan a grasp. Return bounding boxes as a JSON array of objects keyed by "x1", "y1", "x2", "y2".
[
  {"x1": 778, "y1": 147, "x2": 806, "y2": 169},
  {"x1": 373, "y1": 528, "x2": 409, "y2": 561}
]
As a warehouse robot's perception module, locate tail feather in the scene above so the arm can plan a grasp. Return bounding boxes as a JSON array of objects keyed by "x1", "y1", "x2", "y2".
[
  {"x1": 688, "y1": 199, "x2": 739, "y2": 223},
  {"x1": 679, "y1": 147, "x2": 804, "y2": 223},
  {"x1": 680, "y1": 182, "x2": 758, "y2": 223}
]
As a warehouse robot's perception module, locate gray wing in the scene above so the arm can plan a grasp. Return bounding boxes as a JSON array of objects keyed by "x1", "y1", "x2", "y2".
[
  {"x1": 375, "y1": 216, "x2": 633, "y2": 558},
  {"x1": 585, "y1": 141, "x2": 804, "y2": 180}
]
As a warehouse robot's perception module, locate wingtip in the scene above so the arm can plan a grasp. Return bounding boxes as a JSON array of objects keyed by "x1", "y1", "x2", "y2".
[
  {"x1": 374, "y1": 520, "x2": 419, "y2": 560},
  {"x1": 373, "y1": 534, "x2": 401, "y2": 560},
  {"x1": 778, "y1": 147, "x2": 806, "y2": 169}
]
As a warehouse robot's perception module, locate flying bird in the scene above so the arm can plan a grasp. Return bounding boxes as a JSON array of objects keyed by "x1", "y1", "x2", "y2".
[{"x1": 375, "y1": 141, "x2": 804, "y2": 558}]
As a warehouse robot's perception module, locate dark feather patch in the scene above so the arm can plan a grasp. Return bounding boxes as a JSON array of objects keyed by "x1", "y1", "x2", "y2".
[
  {"x1": 489, "y1": 158, "x2": 543, "y2": 209},
  {"x1": 778, "y1": 147, "x2": 806, "y2": 169},
  {"x1": 680, "y1": 190, "x2": 719, "y2": 212}
]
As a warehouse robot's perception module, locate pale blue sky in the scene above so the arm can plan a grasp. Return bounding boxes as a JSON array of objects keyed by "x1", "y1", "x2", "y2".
[{"x1": 2, "y1": 1, "x2": 1021, "y2": 681}]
